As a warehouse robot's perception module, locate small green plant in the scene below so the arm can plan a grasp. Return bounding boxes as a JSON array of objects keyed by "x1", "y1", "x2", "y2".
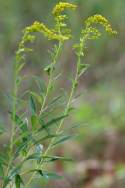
[{"x1": 0, "y1": 2, "x2": 117, "y2": 188}]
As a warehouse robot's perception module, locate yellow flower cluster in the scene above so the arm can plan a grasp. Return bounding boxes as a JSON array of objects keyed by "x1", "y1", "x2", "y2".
[
  {"x1": 16, "y1": 20, "x2": 70, "y2": 63},
  {"x1": 25, "y1": 21, "x2": 68, "y2": 41},
  {"x1": 52, "y1": 2, "x2": 77, "y2": 17},
  {"x1": 85, "y1": 14, "x2": 117, "y2": 35},
  {"x1": 82, "y1": 26, "x2": 101, "y2": 40},
  {"x1": 56, "y1": 15, "x2": 68, "y2": 21}
]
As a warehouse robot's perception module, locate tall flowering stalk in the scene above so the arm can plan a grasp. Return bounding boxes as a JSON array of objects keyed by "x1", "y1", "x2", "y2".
[
  {"x1": 24, "y1": 2, "x2": 77, "y2": 187},
  {"x1": 39, "y1": 15, "x2": 117, "y2": 171},
  {"x1": 0, "y1": 2, "x2": 117, "y2": 188}
]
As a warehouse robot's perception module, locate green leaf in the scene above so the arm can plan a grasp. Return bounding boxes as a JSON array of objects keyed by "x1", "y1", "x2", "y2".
[
  {"x1": 29, "y1": 95, "x2": 36, "y2": 115},
  {"x1": 39, "y1": 115, "x2": 68, "y2": 131},
  {"x1": 48, "y1": 95, "x2": 63, "y2": 106},
  {"x1": 10, "y1": 113, "x2": 28, "y2": 132},
  {"x1": 78, "y1": 63, "x2": 89, "y2": 77},
  {"x1": 24, "y1": 169, "x2": 62, "y2": 181},
  {"x1": 9, "y1": 166, "x2": 22, "y2": 180},
  {"x1": 52, "y1": 135, "x2": 77, "y2": 147},
  {"x1": 30, "y1": 91, "x2": 43, "y2": 105},
  {"x1": 33, "y1": 76, "x2": 46, "y2": 95},
  {"x1": 10, "y1": 113, "x2": 30, "y2": 149},
  {"x1": 43, "y1": 95, "x2": 65, "y2": 113},
  {"x1": 31, "y1": 115, "x2": 38, "y2": 130},
  {"x1": 26, "y1": 153, "x2": 41, "y2": 161},
  {"x1": 37, "y1": 170, "x2": 62, "y2": 180},
  {"x1": 3, "y1": 166, "x2": 22, "y2": 188},
  {"x1": 63, "y1": 122, "x2": 83, "y2": 132},
  {"x1": 16, "y1": 62, "x2": 25, "y2": 73},
  {"x1": 34, "y1": 134, "x2": 60, "y2": 145},
  {"x1": 42, "y1": 155, "x2": 73, "y2": 162},
  {"x1": 15, "y1": 174, "x2": 24, "y2": 188},
  {"x1": 14, "y1": 131, "x2": 31, "y2": 145},
  {"x1": 14, "y1": 137, "x2": 32, "y2": 158}
]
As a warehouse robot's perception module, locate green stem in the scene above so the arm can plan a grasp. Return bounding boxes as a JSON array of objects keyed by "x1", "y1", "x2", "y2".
[
  {"x1": 25, "y1": 35, "x2": 85, "y2": 188},
  {"x1": 40, "y1": 55, "x2": 80, "y2": 161},
  {"x1": 39, "y1": 41, "x2": 62, "y2": 116},
  {"x1": 25, "y1": 45, "x2": 83, "y2": 188},
  {"x1": 25, "y1": 41, "x2": 63, "y2": 188},
  {"x1": 24, "y1": 35, "x2": 85, "y2": 188},
  {"x1": 38, "y1": 38, "x2": 85, "y2": 175}
]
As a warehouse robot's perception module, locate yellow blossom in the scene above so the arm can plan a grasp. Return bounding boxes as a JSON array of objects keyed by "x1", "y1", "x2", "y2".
[
  {"x1": 24, "y1": 21, "x2": 68, "y2": 41},
  {"x1": 52, "y1": 2, "x2": 77, "y2": 17},
  {"x1": 85, "y1": 14, "x2": 117, "y2": 35}
]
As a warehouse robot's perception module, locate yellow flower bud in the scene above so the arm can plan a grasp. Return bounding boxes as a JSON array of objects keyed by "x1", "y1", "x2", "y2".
[
  {"x1": 52, "y1": 2, "x2": 77, "y2": 17},
  {"x1": 24, "y1": 21, "x2": 69, "y2": 41},
  {"x1": 85, "y1": 14, "x2": 117, "y2": 35}
]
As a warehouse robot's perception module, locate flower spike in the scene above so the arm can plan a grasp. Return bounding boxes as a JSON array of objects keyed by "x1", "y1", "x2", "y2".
[
  {"x1": 52, "y1": 2, "x2": 77, "y2": 17},
  {"x1": 85, "y1": 14, "x2": 117, "y2": 35}
]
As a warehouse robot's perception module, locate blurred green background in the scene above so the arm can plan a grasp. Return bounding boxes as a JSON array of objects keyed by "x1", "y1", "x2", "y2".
[{"x1": 0, "y1": 0, "x2": 125, "y2": 187}]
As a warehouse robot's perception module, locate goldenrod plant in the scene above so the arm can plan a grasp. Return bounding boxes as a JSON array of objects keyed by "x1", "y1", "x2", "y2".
[{"x1": 0, "y1": 2, "x2": 117, "y2": 188}]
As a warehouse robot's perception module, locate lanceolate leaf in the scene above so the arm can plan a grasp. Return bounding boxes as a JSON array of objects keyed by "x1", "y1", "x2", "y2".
[
  {"x1": 42, "y1": 155, "x2": 73, "y2": 162},
  {"x1": 78, "y1": 63, "x2": 89, "y2": 77},
  {"x1": 33, "y1": 134, "x2": 60, "y2": 145},
  {"x1": 3, "y1": 166, "x2": 22, "y2": 188},
  {"x1": 16, "y1": 62, "x2": 25, "y2": 74},
  {"x1": 15, "y1": 174, "x2": 24, "y2": 188},
  {"x1": 41, "y1": 95, "x2": 66, "y2": 115},
  {"x1": 31, "y1": 115, "x2": 38, "y2": 130},
  {"x1": 25, "y1": 153, "x2": 41, "y2": 161},
  {"x1": 63, "y1": 122, "x2": 84, "y2": 132},
  {"x1": 14, "y1": 137, "x2": 32, "y2": 158},
  {"x1": 30, "y1": 91, "x2": 43, "y2": 105},
  {"x1": 10, "y1": 113, "x2": 28, "y2": 132},
  {"x1": 10, "y1": 113, "x2": 30, "y2": 151},
  {"x1": 39, "y1": 114, "x2": 68, "y2": 131},
  {"x1": 29, "y1": 95, "x2": 36, "y2": 115},
  {"x1": 36, "y1": 170, "x2": 62, "y2": 180},
  {"x1": 52, "y1": 135, "x2": 77, "y2": 147},
  {"x1": 14, "y1": 131, "x2": 32, "y2": 145},
  {"x1": 48, "y1": 95, "x2": 64, "y2": 107},
  {"x1": 33, "y1": 76, "x2": 46, "y2": 95}
]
